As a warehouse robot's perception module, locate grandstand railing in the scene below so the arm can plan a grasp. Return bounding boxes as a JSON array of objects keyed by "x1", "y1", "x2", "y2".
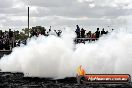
[{"x1": 75, "y1": 38, "x2": 98, "y2": 40}]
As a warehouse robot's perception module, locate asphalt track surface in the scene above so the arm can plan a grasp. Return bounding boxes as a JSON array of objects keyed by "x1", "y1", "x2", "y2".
[{"x1": 0, "y1": 72, "x2": 132, "y2": 88}]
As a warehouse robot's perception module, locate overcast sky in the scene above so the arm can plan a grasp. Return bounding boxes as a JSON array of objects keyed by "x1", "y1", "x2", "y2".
[{"x1": 0, "y1": 0, "x2": 132, "y2": 31}]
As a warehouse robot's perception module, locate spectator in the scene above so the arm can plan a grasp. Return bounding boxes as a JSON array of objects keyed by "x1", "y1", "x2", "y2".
[
  {"x1": 41, "y1": 27, "x2": 46, "y2": 35},
  {"x1": 55, "y1": 30, "x2": 62, "y2": 37},
  {"x1": 4, "y1": 39, "x2": 10, "y2": 50},
  {"x1": 86, "y1": 31, "x2": 92, "y2": 42},
  {"x1": 81, "y1": 28, "x2": 86, "y2": 38},
  {"x1": 101, "y1": 28, "x2": 106, "y2": 35},
  {"x1": 0, "y1": 40, "x2": 3, "y2": 50},
  {"x1": 0, "y1": 30, "x2": 2, "y2": 39},
  {"x1": 9, "y1": 29, "x2": 13, "y2": 39},
  {"x1": 32, "y1": 29, "x2": 38, "y2": 37},
  {"x1": 86, "y1": 31, "x2": 92, "y2": 38},
  {"x1": 91, "y1": 33, "x2": 96, "y2": 41},
  {"x1": 106, "y1": 31, "x2": 109, "y2": 34},
  {"x1": 95, "y1": 28, "x2": 100, "y2": 39},
  {"x1": 75, "y1": 25, "x2": 80, "y2": 38}
]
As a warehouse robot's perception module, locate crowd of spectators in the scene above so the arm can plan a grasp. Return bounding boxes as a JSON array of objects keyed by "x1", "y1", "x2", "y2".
[
  {"x1": 0, "y1": 25, "x2": 113, "y2": 50},
  {"x1": 0, "y1": 26, "x2": 63, "y2": 50},
  {"x1": 75, "y1": 25, "x2": 109, "y2": 38},
  {"x1": 30, "y1": 26, "x2": 62, "y2": 37},
  {"x1": 0, "y1": 29, "x2": 14, "y2": 50},
  {"x1": 75, "y1": 25, "x2": 111, "y2": 43}
]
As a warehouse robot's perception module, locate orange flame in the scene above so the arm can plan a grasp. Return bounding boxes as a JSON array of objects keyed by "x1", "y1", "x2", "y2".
[{"x1": 77, "y1": 65, "x2": 86, "y2": 76}]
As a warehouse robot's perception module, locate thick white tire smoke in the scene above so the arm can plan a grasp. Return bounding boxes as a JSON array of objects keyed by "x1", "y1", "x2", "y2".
[{"x1": 0, "y1": 28, "x2": 132, "y2": 79}]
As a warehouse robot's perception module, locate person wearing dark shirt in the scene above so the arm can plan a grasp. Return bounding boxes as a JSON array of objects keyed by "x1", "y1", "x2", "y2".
[
  {"x1": 75, "y1": 25, "x2": 80, "y2": 38},
  {"x1": 33, "y1": 29, "x2": 38, "y2": 37},
  {"x1": 87, "y1": 31, "x2": 92, "y2": 38},
  {"x1": 41, "y1": 28, "x2": 46, "y2": 35},
  {"x1": 4, "y1": 39, "x2": 10, "y2": 50},
  {"x1": 86, "y1": 31, "x2": 92, "y2": 42},
  {"x1": 55, "y1": 30, "x2": 62, "y2": 37},
  {"x1": 9, "y1": 29, "x2": 13, "y2": 38},
  {"x1": 106, "y1": 31, "x2": 109, "y2": 34},
  {"x1": 95, "y1": 28, "x2": 100, "y2": 39},
  {"x1": 0, "y1": 30, "x2": 2, "y2": 39},
  {"x1": 81, "y1": 28, "x2": 86, "y2": 38},
  {"x1": 101, "y1": 28, "x2": 106, "y2": 35},
  {"x1": 0, "y1": 40, "x2": 3, "y2": 50}
]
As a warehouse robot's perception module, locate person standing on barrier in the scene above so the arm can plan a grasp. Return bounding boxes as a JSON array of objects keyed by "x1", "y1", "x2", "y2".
[
  {"x1": 75, "y1": 25, "x2": 80, "y2": 38},
  {"x1": 101, "y1": 28, "x2": 106, "y2": 35},
  {"x1": 81, "y1": 28, "x2": 86, "y2": 38},
  {"x1": 95, "y1": 28, "x2": 100, "y2": 39}
]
